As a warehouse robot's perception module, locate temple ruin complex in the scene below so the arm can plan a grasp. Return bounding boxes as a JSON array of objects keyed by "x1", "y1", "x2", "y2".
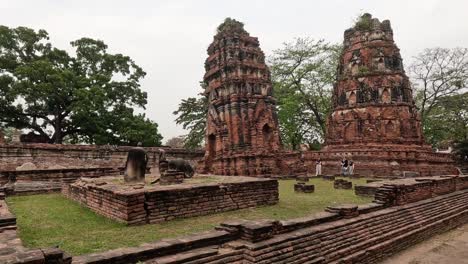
[
  {"x1": 0, "y1": 14, "x2": 466, "y2": 264},
  {"x1": 202, "y1": 15, "x2": 457, "y2": 178}
]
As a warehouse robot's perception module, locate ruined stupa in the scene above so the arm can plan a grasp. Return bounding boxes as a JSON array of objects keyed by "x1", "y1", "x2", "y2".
[
  {"x1": 314, "y1": 14, "x2": 457, "y2": 176},
  {"x1": 326, "y1": 13, "x2": 424, "y2": 147},
  {"x1": 201, "y1": 18, "x2": 283, "y2": 176}
]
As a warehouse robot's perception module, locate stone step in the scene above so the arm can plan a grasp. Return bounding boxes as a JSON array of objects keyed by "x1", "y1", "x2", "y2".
[
  {"x1": 146, "y1": 246, "x2": 219, "y2": 264},
  {"x1": 325, "y1": 202, "x2": 468, "y2": 263},
  {"x1": 243, "y1": 191, "x2": 468, "y2": 263},
  {"x1": 249, "y1": 191, "x2": 467, "y2": 255}
]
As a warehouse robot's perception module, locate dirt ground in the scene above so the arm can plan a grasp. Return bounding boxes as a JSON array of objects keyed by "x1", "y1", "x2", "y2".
[{"x1": 381, "y1": 223, "x2": 468, "y2": 264}]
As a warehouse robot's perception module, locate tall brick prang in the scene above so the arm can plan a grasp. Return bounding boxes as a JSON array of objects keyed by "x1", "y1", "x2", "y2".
[
  {"x1": 312, "y1": 13, "x2": 458, "y2": 177},
  {"x1": 201, "y1": 18, "x2": 282, "y2": 176},
  {"x1": 326, "y1": 13, "x2": 424, "y2": 147}
]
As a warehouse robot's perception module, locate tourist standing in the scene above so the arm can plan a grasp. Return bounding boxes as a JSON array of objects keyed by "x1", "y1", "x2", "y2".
[
  {"x1": 315, "y1": 158, "x2": 322, "y2": 176},
  {"x1": 343, "y1": 158, "x2": 349, "y2": 175},
  {"x1": 349, "y1": 160, "x2": 354, "y2": 175},
  {"x1": 341, "y1": 158, "x2": 348, "y2": 176}
]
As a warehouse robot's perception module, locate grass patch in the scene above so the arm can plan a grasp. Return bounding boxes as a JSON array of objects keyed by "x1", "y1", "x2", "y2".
[{"x1": 7, "y1": 177, "x2": 372, "y2": 255}]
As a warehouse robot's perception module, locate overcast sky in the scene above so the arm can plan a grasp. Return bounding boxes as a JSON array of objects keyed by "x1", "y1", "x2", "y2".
[{"x1": 2, "y1": 0, "x2": 468, "y2": 141}]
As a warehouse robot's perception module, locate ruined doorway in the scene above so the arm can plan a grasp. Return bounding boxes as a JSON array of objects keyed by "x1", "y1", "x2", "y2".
[
  {"x1": 208, "y1": 134, "x2": 216, "y2": 157},
  {"x1": 262, "y1": 124, "x2": 273, "y2": 150}
]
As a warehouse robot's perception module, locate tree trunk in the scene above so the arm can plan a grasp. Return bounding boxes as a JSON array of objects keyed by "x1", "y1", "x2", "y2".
[{"x1": 53, "y1": 116, "x2": 63, "y2": 144}]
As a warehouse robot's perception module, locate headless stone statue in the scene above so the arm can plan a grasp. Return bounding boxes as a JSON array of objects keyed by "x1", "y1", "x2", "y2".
[
  {"x1": 124, "y1": 143, "x2": 148, "y2": 183},
  {"x1": 158, "y1": 149, "x2": 194, "y2": 178}
]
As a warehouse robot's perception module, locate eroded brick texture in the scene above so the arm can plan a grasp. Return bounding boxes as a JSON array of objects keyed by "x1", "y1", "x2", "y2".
[
  {"x1": 63, "y1": 176, "x2": 279, "y2": 225},
  {"x1": 326, "y1": 14, "x2": 423, "y2": 146},
  {"x1": 311, "y1": 14, "x2": 457, "y2": 177},
  {"x1": 72, "y1": 175, "x2": 468, "y2": 264},
  {"x1": 201, "y1": 21, "x2": 282, "y2": 176},
  {"x1": 0, "y1": 143, "x2": 203, "y2": 171}
]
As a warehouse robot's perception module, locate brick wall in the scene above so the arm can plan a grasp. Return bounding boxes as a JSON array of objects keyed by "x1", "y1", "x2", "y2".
[
  {"x1": 71, "y1": 175, "x2": 468, "y2": 264},
  {"x1": 367, "y1": 176, "x2": 466, "y2": 206},
  {"x1": 0, "y1": 143, "x2": 204, "y2": 171},
  {"x1": 0, "y1": 167, "x2": 121, "y2": 185},
  {"x1": 302, "y1": 146, "x2": 457, "y2": 178},
  {"x1": 63, "y1": 177, "x2": 279, "y2": 225}
]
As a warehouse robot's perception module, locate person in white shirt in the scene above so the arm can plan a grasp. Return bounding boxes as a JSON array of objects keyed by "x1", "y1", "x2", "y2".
[
  {"x1": 315, "y1": 158, "x2": 322, "y2": 176},
  {"x1": 349, "y1": 160, "x2": 355, "y2": 175}
]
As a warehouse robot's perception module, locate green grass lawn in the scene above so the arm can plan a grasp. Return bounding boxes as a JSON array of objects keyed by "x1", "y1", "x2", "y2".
[{"x1": 6, "y1": 178, "x2": 372, "y2": 255}]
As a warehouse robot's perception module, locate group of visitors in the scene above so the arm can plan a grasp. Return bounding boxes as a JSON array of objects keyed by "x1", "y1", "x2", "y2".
[
  {"x1": 340, "y1": 157, "x2": 354, "y2": 176},
  {"x1": 314, "y1": 157, "x2": 355, "y2": 176}
]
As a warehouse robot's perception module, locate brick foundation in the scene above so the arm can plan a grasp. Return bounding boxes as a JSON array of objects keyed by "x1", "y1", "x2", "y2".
[
  {"x1": 2, "y1": 175, "x2": 468, "y2": 263},
  {"x1": 71, "y1": 175, "x2": 468, "y2": 264},
  {"x1": 334, "y1": 179, "x2": 353, "y2": 189},
  {"x1": 294, "y1": 183, "x2": 315, "y2": 193},
  {"x1": 0, "y1": 143, "x2": 203, "y2": 171},
  {"x1": 62, "y1": 176, "x2": 279, "y2": 225}
]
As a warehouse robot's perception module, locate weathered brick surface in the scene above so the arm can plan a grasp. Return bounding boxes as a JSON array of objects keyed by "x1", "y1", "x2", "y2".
[
  {"x1": 373, "y1": 175, "x2": 468, "y2": 206},
  {"x1": 3, "y1": 175, "x2": 466, "y2": 263},
  {"x1": 334, "y1": 179, "x2": 353, "y2": 189},
  {"x1": 201, "y1": 20, "x2": 284, "y2": 177},
  {"x1": 326, "y1": 14, "x2": 423, "y2": 147},
  {"x1": 70, "y1": 185, "x2": 468, "y2": 264},
  {"x1": 63, "y1": 177, "x2": 279, "y2": 225},
  {"x1": 0, "y1": 143, "x2": 203, "y2": 171},
  {"x1": 0, "y1": 167, "x2": 121, "y2": 185},
  {"x1": 299, "y1": 14, "x2": 457, "y2": 178},
  {"x1": 294, "y1": 183, "x2": 315, "y2": 193}
]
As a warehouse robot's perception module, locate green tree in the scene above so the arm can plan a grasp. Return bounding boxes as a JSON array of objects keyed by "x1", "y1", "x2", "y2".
[
  {"x1": 409, "y1": 47, "x2": 468, "y2": 124},
  {"x1": 421, "y1": 92, "x2": 468, "y2": 147},
  {"x1": 269, "y1": 38, "x2": 341, "y2": 149},
  {"x1": 173, "y1": 89, "x2": 207, "y2": 149},
  {"x1": 0, "y1": 26, "x2": 162, "y2": 146}
]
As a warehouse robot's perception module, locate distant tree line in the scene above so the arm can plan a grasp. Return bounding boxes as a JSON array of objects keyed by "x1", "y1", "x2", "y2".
[{"x1": 0, "y1": 26, "x2": 162, "y2": 146}]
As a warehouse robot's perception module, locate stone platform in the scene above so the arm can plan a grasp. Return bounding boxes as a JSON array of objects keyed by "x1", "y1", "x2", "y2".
[
  {"x1": 63, "y1": 175, "x2": 278, "y2": 225},
  {"x1": 354, "y1": 175, "x2": 468, "y2": 199},
  {"x1": 302, "y1": 144, "x2": 457, "y2": 178}
]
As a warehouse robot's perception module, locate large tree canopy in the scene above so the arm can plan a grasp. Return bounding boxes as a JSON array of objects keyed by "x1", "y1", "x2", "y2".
[
  {"x1": 0, "y1": 26, "x2": 162, "y2": 146},
  {"x1": 269, "y1": 38, "x2": 341, "y2": 150}
]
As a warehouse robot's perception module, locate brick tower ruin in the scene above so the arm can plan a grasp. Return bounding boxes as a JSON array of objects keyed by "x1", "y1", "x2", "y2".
[
  {"x1": 310, "y1": 14, "x2": 457, "y2": 177},
  {"x1": 326, "y1": 13, "x2": 424, "y2": 147},
  {"x1": 201, "y1": 18, "x2": 283, "y2": 176}
]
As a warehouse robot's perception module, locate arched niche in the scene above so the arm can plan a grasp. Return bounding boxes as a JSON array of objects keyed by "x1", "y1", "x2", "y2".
[
  {"x1": 349, "y1": 92, "x2": 357, "y2": 106},
  {"x1": 207, "y1": 134, "x2": 217, "y2": 159},
  {"x1": 382, "y1": 88, "x2": 391, "y2": 103},
  {"x1": 262, "y1": 124, "x2": 273, "y2": 150},
  {"x1": 385, "y1": 120, "x2": 398, "y2": 138}
]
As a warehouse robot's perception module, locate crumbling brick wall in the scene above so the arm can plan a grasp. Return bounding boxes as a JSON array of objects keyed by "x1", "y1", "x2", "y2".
[
  {"x1": 0, "y1": 143, "x2": 203, "y2": 171},
  {"x1": 71, "y1": 175, "x2": 468, "y2": 264},
  {"x1": 63, "y1": 177, "x2": 279, "y2": 225}
]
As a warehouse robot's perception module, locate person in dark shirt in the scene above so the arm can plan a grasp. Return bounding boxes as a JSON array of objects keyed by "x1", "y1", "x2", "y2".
[{"x1": 341, "y1": 157, "x2": 348, "y2": 176}]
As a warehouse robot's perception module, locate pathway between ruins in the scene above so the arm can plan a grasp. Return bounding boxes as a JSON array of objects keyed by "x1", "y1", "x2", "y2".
[{"x1": 381, "y1": 223, "x2": 468, "y2": 264}]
